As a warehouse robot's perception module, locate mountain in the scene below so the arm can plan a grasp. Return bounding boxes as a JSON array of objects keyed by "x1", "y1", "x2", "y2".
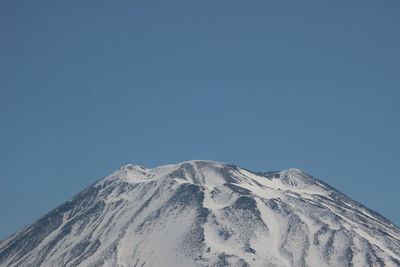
[{"x1": 1, "y1": 160, "x2": 399, "y2": 267}]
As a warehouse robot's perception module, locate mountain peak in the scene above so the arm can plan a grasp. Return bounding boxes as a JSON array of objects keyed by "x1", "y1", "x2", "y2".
[
  {"x1": 109, "y1": 161, "x2": 317, "y2": 190},
  {"x1": 119, "y1": 164, "x2": 147, "y2": 171},
  {"x1": 281, "y1": 167, "x2": 304, "y2": 174},
  {"x1": 276, "y1": 167, "x2": 316, "y2": 188},
  {"x1": 154, "y1": 160, "x2": 229, "y2": 171},
  {"x1": 2, "y1": 161, "x2": 399, "y2": 266}
]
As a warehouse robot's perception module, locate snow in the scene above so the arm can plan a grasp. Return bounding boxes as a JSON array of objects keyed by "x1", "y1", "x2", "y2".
[{"x1": 1, "y1": 160, "x2": 399, "y2": 267}]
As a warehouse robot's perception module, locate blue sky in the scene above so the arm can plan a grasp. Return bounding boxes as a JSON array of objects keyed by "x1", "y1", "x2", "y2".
[{"x1": 1, "y1": 0, "x2": 399, "y2": 239}]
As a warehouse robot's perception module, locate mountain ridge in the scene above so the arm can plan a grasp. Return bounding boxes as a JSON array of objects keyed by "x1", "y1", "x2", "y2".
[{"x1": 1, "y1": 160, "x2": 399, "y2": 266}]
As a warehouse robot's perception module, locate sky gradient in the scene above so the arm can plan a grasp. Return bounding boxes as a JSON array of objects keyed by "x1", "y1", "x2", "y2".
[{"x1": 1, "y1": 0, "x2": 400, "y2": 239}]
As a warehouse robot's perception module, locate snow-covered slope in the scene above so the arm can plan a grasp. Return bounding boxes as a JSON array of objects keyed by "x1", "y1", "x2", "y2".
[{"x1": 1, "y1": 160, "x2": 399, "y2": 267}]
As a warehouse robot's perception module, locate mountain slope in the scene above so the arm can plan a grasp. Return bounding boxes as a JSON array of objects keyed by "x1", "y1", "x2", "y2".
[{"x1": 1, "y1": 160, "x2": 399, "y2": 266}]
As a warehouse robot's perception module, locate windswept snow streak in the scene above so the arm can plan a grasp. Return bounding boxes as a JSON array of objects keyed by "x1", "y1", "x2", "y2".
[{"x1": 1, "y1": 160, "x2": 399, "y2": 266}]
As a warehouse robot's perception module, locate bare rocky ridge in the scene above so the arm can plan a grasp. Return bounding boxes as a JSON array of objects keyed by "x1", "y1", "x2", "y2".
[{"x1": 1, "y1": 160, "x2": 399, "y2": 266}]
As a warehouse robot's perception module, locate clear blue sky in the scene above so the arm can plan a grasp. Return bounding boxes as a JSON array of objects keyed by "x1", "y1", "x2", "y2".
[{"x1": 1, "y1": 0, "x2": 399, "y2": 239}]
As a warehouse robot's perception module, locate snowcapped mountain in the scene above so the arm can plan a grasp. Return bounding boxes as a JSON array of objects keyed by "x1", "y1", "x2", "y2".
[{"x1": 1, "y1": 160, "x2": 399, "y2": 267}]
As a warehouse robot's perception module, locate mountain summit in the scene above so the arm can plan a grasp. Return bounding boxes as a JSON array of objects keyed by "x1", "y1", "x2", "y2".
[{"x1": 1, "y1": 160, "x2": 399, "y2": 266}]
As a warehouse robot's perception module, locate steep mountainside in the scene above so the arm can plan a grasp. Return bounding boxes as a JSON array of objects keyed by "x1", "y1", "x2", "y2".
[{"x1": 1, "y1": 160, "x2": 399, "y2": 266}]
